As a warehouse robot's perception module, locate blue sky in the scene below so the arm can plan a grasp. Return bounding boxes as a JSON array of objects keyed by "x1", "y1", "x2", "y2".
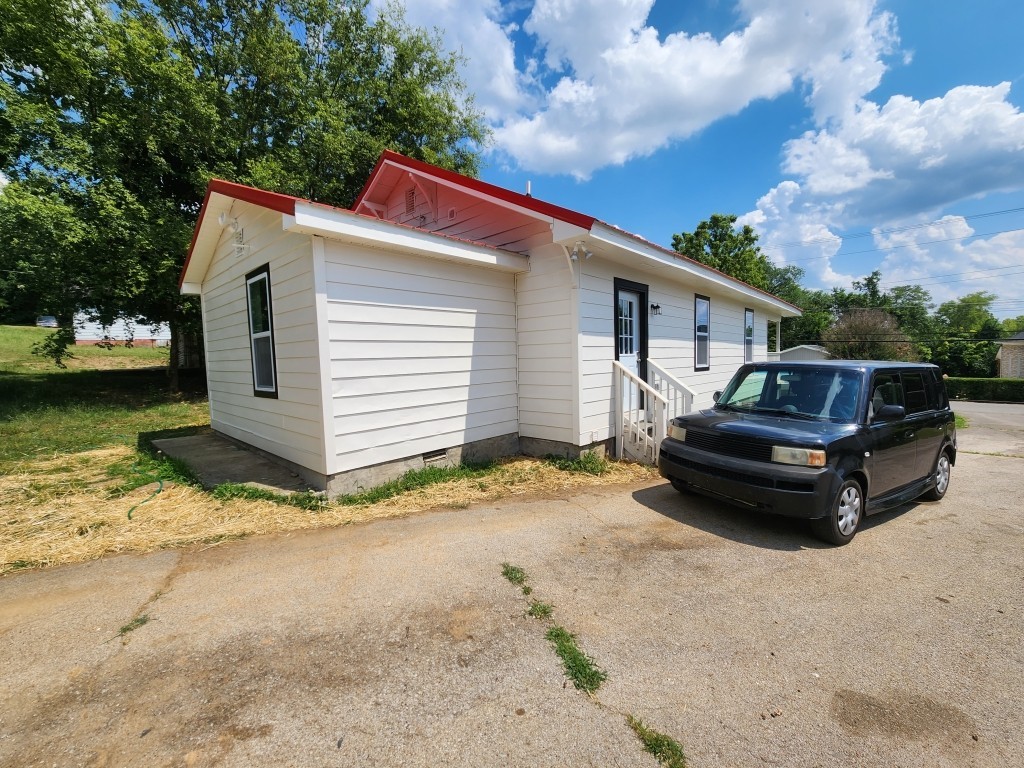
[{"x1": 385, "y1": 0, "x2": 1024, "y2": 319}]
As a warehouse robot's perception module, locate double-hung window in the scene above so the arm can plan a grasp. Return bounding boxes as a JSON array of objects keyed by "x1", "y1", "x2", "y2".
[
  {"x1": 246, "y1": 265, "x2": 277, "y2": 398},
  {"x1": 744, "y1": 309, "x2": 754, "y2": 363},
  {"x1": 695, "y1": 295, "x2": 710, "y2": 370}
]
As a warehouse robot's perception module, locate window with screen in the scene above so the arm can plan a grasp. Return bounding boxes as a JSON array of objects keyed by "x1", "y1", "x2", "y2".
[
  {"x1": 695, "y1": 295, "x2": 710, "y2": 370},
  {"x1": 744, "y1": 308, "x2": 754, "y2": 363},
  {"x1": 246, "y1": 265, "x2": 277, "y2": 398}
]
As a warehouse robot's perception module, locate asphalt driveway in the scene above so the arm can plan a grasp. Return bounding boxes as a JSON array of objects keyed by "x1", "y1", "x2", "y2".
[{"x1": 1, "y1": 405, "x2": 1022, "y2": 767}]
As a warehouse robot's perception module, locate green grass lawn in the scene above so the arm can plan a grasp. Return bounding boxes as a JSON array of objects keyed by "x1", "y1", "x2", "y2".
[{"x1": 0, "y1": 325, "x2": 209, "y2": 468}]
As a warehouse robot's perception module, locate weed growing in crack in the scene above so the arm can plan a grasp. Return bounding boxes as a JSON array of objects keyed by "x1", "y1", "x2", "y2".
[
  {"x1": 526, "y1": 600, "x2": 553, "y2": 619},
  {"x1": 545, "y1": 625, "x2": 606, "y2": 693},
  {"x1": 118, "y1": 614, "x2": 150, "y2": 637},
  {"x1": 627, "y1": 715, "x2": 687, "y2": 767},
  {"x1": 501, "y1": 562, "x2": 532, "y2": 594}
]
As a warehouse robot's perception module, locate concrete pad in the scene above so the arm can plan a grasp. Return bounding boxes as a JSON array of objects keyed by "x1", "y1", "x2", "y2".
[{"x1": 152, "y1": 432, "x2": 311, "y2": 494}]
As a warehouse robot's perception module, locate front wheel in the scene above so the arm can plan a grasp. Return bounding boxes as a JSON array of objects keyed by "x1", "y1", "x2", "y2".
[
  {"x1": 921, "y1": 451, "x2": 951, "y2": 501},
  {"x1": 811, "y1": 478, "x2": 863, "y2": 546}
]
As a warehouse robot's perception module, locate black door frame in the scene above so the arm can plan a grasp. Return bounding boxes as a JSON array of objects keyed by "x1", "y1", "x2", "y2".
[{"x1": 613, "y1": 277, "x2": 649, "y2": 385}]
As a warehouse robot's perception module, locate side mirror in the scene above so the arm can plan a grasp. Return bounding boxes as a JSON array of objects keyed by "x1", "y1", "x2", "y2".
[
  {"x1": 874, "y1": 404, "x2": 906, "y2": 421},
  {"x1": 712, "y1": 390, "x2": 721, "y2": 403}
]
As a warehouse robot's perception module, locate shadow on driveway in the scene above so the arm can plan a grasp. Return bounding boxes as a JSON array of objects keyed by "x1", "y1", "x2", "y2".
[{"x1": 632, "y1": 480, "x2": 922, "y2": 551}]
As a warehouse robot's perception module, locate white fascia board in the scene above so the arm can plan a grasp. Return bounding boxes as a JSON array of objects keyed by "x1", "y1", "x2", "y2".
[
  {"x1": 179, "y1": 192, "x2": 234, "y2": 292},
  {"x1": 286, "y1": 202, "x2": 530, "y2": 273},
  {"x1": 588, "y1": 222, "x2": 802, "y2": 317}
]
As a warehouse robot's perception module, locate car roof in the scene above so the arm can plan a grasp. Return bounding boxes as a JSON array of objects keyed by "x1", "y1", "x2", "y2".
[{"x1": 750, "y1": 360, "x2": 940, "y2": 372}]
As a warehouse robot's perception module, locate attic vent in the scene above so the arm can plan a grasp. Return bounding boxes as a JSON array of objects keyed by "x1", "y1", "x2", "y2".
[
  {"x1": 405, "y1": 188, "x2": 416, "y2": 215},
  {"x1": 448, "y1": 207, "x2": 457, "y2": 222}
]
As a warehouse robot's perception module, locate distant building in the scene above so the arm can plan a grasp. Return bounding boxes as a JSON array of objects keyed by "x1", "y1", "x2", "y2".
[
  {"x1": 995, "y1": 332, "x2": 1024, "y2": 378},
  {"x1": 768, "y1": 344, "x2": 832, "y2": 362},
  {"x1": 73, "y1": 312, "x2": 171, "y2": 347}
]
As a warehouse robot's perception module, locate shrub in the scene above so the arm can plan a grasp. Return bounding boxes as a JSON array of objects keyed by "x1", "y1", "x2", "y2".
[{"x1": 944, "y1": 377, "x2": 1024, "y2": 403}]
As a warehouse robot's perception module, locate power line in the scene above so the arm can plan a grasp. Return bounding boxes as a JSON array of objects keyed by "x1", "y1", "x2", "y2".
[
  {"x1": 779, "y1": 226, "x2": 1024, "y2": 263},
  {"x1": 761, "y1": 205, "x2": 1024, "y2": 250},
  {"x1": 876, "y1": 263, "x2": 1024, "y2": 286}
]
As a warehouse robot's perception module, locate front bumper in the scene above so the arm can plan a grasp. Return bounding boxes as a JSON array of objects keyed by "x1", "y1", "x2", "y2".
[{"x1": 659, "y1": 439, "x2": 842, "y2": 519}]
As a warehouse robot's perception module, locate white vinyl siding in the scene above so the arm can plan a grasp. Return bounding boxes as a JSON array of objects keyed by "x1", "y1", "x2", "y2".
[
  {"x1": 199, "y1": 203, "x2": 326, "y2": 473},
  {"x1": 579, "y1": 257, "x2": 770, "y2": 439},
  {"x1": 516, "y1": 244, "x2": 576, "y2": 443},
  {"x1": 323, "y1": 241, "x2": 518, "y2": 472}
]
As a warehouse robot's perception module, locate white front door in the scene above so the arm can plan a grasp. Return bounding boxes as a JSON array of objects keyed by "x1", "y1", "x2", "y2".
[
  {"x1": 618, "y1": 291, "x2": 640, "y2": 408},
  {"x1": 618, "y1": 291, "x2": 640, "y2": 375}
]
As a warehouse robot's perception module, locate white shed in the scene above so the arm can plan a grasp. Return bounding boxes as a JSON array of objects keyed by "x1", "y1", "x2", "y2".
[{"x1": 180, "y1": 151, "x2": 801, "y2": 495}]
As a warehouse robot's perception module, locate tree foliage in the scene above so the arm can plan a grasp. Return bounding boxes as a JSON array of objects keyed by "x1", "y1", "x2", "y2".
[
  {"x1": 0, "y1": 0, "x2": 488, "y2": 373},
  {"x1": 821, "y1": 308, "x2": 919, "y2": 362},
  {"x1": 930, "y1": 292, "x2": 1001, "y2": 377},
  {"x1": 672, "y1": 213, "x2": 803, "y2": 297}
]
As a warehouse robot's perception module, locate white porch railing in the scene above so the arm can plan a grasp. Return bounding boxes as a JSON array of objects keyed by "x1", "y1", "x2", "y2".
[
  {"x1": 614, "y1": 361, "x2": 668, "y2": 465},
  {"x1": 646, "y1": 359, "x2": 697, "y2": 422}
]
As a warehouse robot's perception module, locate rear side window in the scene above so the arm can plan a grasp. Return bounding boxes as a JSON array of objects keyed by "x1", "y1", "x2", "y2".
[{"x1": 902, "y1": 372, "x2": 928, "y2": 414}]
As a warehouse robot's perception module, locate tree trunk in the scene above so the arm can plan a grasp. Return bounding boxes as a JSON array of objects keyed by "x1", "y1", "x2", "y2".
[{"x1": 168, "y1": 319, "x2": 181, "y2": 393}]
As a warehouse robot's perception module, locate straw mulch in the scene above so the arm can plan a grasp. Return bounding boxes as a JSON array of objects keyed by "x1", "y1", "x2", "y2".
[{"x1": 1, "y1": 448, "x2": 658, "y2": 574}]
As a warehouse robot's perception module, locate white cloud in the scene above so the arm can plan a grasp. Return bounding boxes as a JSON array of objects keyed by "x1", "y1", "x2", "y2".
[
  {"x1": 377, "y1": 0, "x2": 534, "y2": 120},
  {"x1": 743, "y1": 82, "x2": 1024, "y2": 306},
  {"x1": 492, "y1": 0, "x2": 898, "y2": 177}
]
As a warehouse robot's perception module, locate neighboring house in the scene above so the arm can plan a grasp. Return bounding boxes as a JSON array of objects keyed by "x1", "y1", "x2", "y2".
[
  {"x1": 995, "y1": 331, "x2": 1024, "y2": 378},
  {"x1": 770, "y1": 344, "x2": 831, "y2": 362},
  {"x1": 179, "y1": 151, "x2": 801, "y2": 495},
  {"x1": 74, "y1": 312, "x2": 171, "y2": 347}
]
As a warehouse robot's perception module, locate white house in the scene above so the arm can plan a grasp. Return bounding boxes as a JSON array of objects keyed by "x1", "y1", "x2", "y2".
[
  {"x1": 73, "y1": 311, "x2": 171, "y2": 346},
  {"x1": 180, "y1": 151, "x2": 801, "y2": 495}
]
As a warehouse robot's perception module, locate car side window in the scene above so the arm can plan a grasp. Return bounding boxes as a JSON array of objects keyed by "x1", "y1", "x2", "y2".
[
  {"x1": 902, "y1": 372, "x2": 928, "y2": 414},
  {"x1": 869, "y1": 373, "x2": 904, "y2": 420}
]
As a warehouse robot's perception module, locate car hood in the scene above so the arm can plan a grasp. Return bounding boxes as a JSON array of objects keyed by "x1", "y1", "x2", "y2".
[{"x1": 681, "y1": 409, "x2": 857, "y2": 444}]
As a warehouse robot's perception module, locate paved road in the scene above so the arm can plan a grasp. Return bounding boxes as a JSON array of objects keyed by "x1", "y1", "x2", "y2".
[
  {"x1": 1, "y1": 407, "x2": 1022, "y2": 768},
  {"x1": 954, "y1": 400, "x2": 1024, "y2": 456}
]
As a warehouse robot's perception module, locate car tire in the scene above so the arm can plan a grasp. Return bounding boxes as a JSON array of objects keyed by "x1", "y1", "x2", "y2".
[
  {"x1": 669, "y1": 478, "x2": 691, "y2": 494},
  {"x1": 811, "y1": 478, "x2": 863, "y2": 546},
  {"x1": 921, "y1": 450, "x2": 951, "y2": 501}
]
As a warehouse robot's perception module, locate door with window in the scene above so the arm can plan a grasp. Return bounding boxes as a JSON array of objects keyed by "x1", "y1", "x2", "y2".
[{"x1": 614, "y1": 279, "x2": 649, "y2": 409}]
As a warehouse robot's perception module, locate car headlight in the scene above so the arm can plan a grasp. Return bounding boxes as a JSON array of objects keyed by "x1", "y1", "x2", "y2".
[
  {"x1": 772, "y1": 446, "x2": 826, "y2": 467},
  {"x1": 667, "y1": 424, "x2": 686, "y2": 441}
]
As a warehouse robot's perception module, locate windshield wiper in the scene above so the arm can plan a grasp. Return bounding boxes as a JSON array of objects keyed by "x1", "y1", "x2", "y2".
[{"x1": 748, "y1": 406, "x2": 819, "y2": 420}]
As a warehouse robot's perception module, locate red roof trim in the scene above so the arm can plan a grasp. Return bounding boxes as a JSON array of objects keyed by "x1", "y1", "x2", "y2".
[
  {"x1": 179, "y1": 180, "x2": 300, "y2": 287},
  {"x1": 352, "y1": 150, "x2": 597, "y2": 230}
]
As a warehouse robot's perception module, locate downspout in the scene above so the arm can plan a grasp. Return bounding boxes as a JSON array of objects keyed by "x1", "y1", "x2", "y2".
[{"x1": 558, "y1": 243, "x2": 583, "y2": 452}]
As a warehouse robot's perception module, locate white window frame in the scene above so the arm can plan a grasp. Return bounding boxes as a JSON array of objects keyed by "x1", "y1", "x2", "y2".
[
  {"x1": 744, "y1": 308, "x2": 754, "y2": 363},
  {"x1": 695, "y1": 295, "x2": 710, "y2": 370},
  {"x1": 245, "y1": 264, "x2": 278, "y2": 398}
]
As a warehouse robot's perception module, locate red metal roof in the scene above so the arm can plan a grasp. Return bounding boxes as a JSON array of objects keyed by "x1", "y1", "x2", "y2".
[{"x1": 353, "y1": 150, "x2": 596, "y2": 230}]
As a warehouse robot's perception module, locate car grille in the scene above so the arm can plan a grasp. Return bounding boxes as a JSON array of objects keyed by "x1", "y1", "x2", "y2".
[{"x1": 684, "y1": 430, "x2": 773, "y2": 462}]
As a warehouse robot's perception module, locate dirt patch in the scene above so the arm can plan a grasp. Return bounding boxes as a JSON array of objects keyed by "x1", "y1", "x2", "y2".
[{"x1": 832, "y1": 688, "x2": 975, "y2": 743}]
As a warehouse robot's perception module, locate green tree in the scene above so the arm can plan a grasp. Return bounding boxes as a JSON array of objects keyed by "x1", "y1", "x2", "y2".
[
  {"x1": 821, "y1": 308, "x2": 919, "y2": 361},
  {"x1": 930, "y1": 292, "x2": 1001, "y2": 377},
  {"x1": 0, "y1": 0, "x2": 487, "y2": 377},
  {"x1": 1001, "y1": 316, "x2": 1024, "y2": 336},
  {"x1": 672, "y1": 213, "x2": 801, "y2": 294}
]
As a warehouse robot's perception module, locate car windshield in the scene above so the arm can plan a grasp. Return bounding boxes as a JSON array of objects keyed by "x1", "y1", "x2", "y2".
[{"x1": 717, "y1": 367, "x2": 863, "y2": 422}]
